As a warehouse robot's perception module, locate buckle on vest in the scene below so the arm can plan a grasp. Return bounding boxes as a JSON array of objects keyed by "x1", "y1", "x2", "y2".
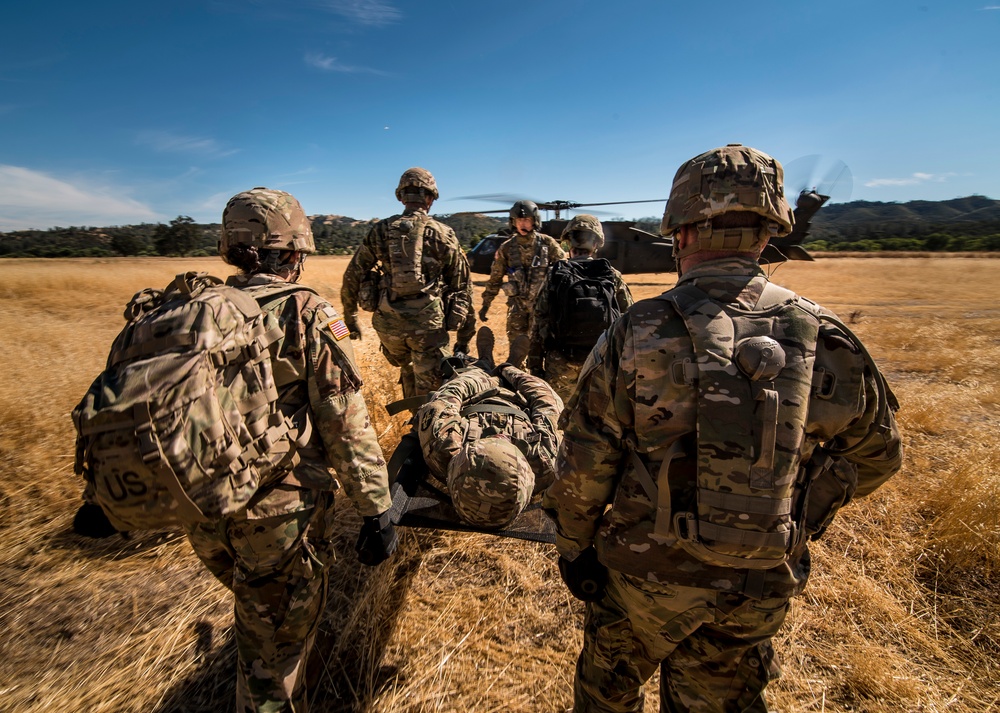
[
  {"x1": 670, "y1": 358, "x2": 697, "y2": 386},
  {"x1": 812, "y1": 368, "x2": 837, "y2": 399}
]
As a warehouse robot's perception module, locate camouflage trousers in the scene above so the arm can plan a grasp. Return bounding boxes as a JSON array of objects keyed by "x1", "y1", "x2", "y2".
[
  {"x1": 373, "y1": 324, "x2": 449, "y2": 398},
  {"x1": 185, "y1": 483, "x2": 337, "y2": 713},
  {"x1": 541, "y1": 350, "x2": 585, "y2": 403},
  {"x1": 504, "y1": 302, "x2": 532, "y2": 346},
  {"x1": 574, "y1": 570, "x2": 787, "y2": 713}
]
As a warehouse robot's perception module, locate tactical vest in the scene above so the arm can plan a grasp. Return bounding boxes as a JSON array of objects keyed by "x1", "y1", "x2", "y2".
[
  {"x1": 629, "y1": 281, "x2": 823, "y2": 571},
  {"x1": 459, "y1": 385, "x2": 535, "y2": 446},
  {"x1": 383, "y1": 212, "x2": 436, "y2": 301},
  {"x1": 506, "y1": 235, "x2": 549, "y2": 305}
]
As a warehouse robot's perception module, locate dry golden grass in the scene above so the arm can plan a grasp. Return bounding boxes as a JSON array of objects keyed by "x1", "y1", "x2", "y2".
[{"x1": 1, "y1": 256, "x2": 998, "y2": 712}]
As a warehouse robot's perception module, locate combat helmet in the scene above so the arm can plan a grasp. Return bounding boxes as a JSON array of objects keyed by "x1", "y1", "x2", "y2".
[
  {"x1": 509, "y1": 200, "x2": 541, "y2": 230},
  {"x1": 219, "y1": 187, "x2": 315, "y2": 262},
  {"x1": 660, "y1": 144, "x2": 794, "y2": 259},
  {"x1": 561, "y1": 213, "x2": 605, "y2": 252},
  {"x1": 447, "y1": 436, "x2": 534, "y2": 529},
  {"x1": 395, "y1": 167, "x2": 439, "y2": 202}
]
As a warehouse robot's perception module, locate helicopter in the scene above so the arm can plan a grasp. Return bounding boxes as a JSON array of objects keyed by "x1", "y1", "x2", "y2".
[{"x1": 457, "y1": 158, "x2": 851, "y2": 274}]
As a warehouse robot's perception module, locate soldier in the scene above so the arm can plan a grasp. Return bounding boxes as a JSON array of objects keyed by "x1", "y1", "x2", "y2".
[
  {"x1": 341, "y1": 167, "x2": 473, "y2": 398},
  {"x1": 543, "y1": 145, "x2": 903, "y2": 712},
  {"x1": 479, "y1": 200, "x2": 566, "y2": 350},
  {"x1": 192, "y1": 188, "x2": 396, "y2": 712},
  {"x1": 415, "y1": 327, "x2": 563, "y2": 529},
  {"x1": 527, "y1": 214, "x2": 633, "y2": 402}
]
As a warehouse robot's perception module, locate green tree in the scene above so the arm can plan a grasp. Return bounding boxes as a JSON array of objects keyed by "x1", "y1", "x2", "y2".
[{"x1": 153, "y1": 216, "x2": 201, "y2": 256}]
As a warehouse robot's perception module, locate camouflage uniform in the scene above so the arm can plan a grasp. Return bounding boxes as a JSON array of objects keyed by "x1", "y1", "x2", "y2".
[
  {"x1": 543, "y1": 257, "x2": 902, "y2": 712},
  {"x1": 545, "y1": 143, "x2": 902, "y2": 713},
  {"x1": 416, "y1": 362, "x2": 562, "y2": 528},
  {"x1": 481, "y1": 231, "x2": 566, "y2": 344},
  {"x1": 527, "y1": 256, "x2": 633, "y2": 402},
  {"x1": 342, "y1": 206, "x2": 472, "y2": 398},
  {"x1": 184, "y1": 273, "x2": 392, "y2": 712}
]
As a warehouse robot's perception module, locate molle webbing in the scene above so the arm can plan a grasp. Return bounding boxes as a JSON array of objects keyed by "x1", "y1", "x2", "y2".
[
  {"x1": 385, "y1": 213, "x2": 432, "y2": 300},
  {"x1": 668, "y1": 281, "x2": 820, "y2": 569}
]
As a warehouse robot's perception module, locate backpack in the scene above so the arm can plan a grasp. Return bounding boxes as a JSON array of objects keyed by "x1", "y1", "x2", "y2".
[
  {"x1": 382, "y1": 212, "x2": 435, "y2": 301},
  {"x1": 546, "y1": 258, "x2": 620, "y2": 359},
  {"x1": 72, "y1": 272, "x2": 313, "y2": 531}
]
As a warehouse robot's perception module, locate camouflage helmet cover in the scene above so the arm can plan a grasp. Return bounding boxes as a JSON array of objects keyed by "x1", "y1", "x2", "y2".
[
  {"x1": 395, "y1": 167, "x2": 439, "y2": 201},
  {"x1": 220, "y1": 187, "x2": 315, "y2": 261},
  {"x1": 509, "y1": 199, "x2": 541, "y2": 230},
  {"x1": 561, "y1": 213, "x2": 605, "y2": 251},
  {"x1": 660, "y1": 144, "x2": 794, "y2": 255},
  {"x1": 447, "y1": 435, "x2": 534, "y2": 529}
]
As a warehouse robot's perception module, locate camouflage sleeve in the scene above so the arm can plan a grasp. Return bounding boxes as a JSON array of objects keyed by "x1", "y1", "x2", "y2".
[
  {"x1": 416, "y1": 369, "x2": 496, "y2": 477},
  {"x1": 546, "y1": 235, "x2": 567, "y2": 262},
  {"x1": 615, "y1": 271, "x2": 634, "y2": 310},
  {"x1": 527, "y1": 274, "x2": 550, "y2": 371},
  {"x1": 306, "y1": 302, "x2": 391, "y2": 516},
  {"x1": 542, "y1": 318, "x2": 632, "y2": 557},
  {"x1": 340, "y1": 225, "x2": 380, "y2": 318},
  {"x1": 482, "y1": 241, "x2": 509, "y2": 306},
  {"x1": 438, "y1": 228, "x2": 472, "y2": 331},
  {"x1": 499, "y1": 365, "x2": 563, "y2": 485}
]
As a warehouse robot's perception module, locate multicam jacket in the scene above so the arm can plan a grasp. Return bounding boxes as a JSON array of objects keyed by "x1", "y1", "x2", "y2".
[
  {"x1": 229, "y1": 273, "x2": 391, "y2": 516},
  {"x1": 416, "y1": 365, "x2": 562, "y2": 493},
  {"x1": 341, "y1": 207, "x2": 472, "y2": 334},
  {"x1": 542, "y1": 257, "x2": 903, "y2": 599},
  {"x1": 482, "y1": 231, "x2": 565, "y2": 315}
]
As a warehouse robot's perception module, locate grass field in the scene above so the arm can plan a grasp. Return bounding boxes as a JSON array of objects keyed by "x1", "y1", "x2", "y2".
[{"x1": 0, "y1": 256, "x2": 997, "y2": 712}]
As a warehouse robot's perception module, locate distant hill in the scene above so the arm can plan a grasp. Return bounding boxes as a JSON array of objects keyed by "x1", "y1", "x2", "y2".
[{"x1": 2, "y1": 197, "x2": 997, "y2": 257}]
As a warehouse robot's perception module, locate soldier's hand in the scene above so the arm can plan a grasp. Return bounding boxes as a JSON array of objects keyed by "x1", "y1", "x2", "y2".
[
  {"x1": 453, "y1": 342, "x2": 469, "y2": 356},
  {"x1": 558, "y1": 547, "x2": 608, "y2": 602},
  {"x1": 355, "y1": 510, "x2": 398, "y2": 566},
  {"x1": 344, "y1": 315, "x2": 363, "y2": 340},
  {"x1": 72, "y1": 502, "x2": 122, "y2": 539},
  {"x1": 478, "y1": 307, "x2": 489, "y2": 322}
]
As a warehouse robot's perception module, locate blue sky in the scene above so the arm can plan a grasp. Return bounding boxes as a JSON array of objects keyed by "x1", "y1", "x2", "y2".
[{"x1": 1, "y1": 0, "x2": 997, "y2": 231}]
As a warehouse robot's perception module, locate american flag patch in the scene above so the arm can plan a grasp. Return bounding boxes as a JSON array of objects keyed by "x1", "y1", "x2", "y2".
[{"x1": 328, "y1": 319, "x2": 350, "y2": 340}]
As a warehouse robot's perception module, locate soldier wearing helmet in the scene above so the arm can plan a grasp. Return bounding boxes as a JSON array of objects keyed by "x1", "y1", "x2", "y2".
[
  {"x1": 480, "y1": 199, "x2": 565, "y2": 356},
  {"x1": 342, "y1": 168, "x2": 473, "y2": 398},
  {"x1": 544, "y1": 146, "x2": 902, "y2": 712},
  {"x1": 526, "y1": 214, "x2": 633, "y2": 401},
  {"x1": 415, "y1": 327, "x2": 562, "y2": 529},
  {"x1": 201, "y1": 187, "x2": 395, "y2": 711}
]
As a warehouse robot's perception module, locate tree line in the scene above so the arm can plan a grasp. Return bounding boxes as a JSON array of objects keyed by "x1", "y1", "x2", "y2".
[{"x1": 2, "y1": 195, "x2": 999, "y2": 258}]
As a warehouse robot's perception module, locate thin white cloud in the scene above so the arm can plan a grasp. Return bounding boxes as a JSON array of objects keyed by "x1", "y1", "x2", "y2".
[
  {"x1": 311, "y1": 0, "x2": 401, "y2": 26},
  {"x1": 136, "y1": 130, "x2": 240, "y2": 158},
  {"x1": 305, "y1": 52, "x2": 389, "y2": 76},
  {"x1": 864, "y1": 172, "x2": 957, "y2": 188},
  {"x1": 982, "y1": 6, "x2": 1000, "y2": 9},
  {"x1": 0, "y1": 165, "x2": 162, "y2": 231}
]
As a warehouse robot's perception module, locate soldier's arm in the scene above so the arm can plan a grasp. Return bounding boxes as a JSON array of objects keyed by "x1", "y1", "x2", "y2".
[
  {"x1": 547, "y1": 236, "x2": 567, "y2": 262},
  {"x1": 439, "y1": 230, "x2": 473, "y2": 332},
  {"x1": 542, "y1": 319, "x2": 631, "y2": 557},
  {"x1": 615, "y1": 272, "x2": 634, "y2": 310},
  {"x1": 306, "y1": 301, "x2": 391, "y2": 516},
  {"x1": 481, "y1": 242, "x2": 508, "y2": 306},
  {"x1": 416, "y1": 370, "x2": 495, "y2": 476},
  {"x1": 526, "y1": 277, "x2": 549, "y2": 372},
  {"x1": 839, "y1": 369, "x2": 903, "y2": 498},
  {"x1": 340, "y1": 227, "x2": 379, "y2": 319},
  {"x1": 500, "y1": 365, "x2": 563, "y2": 483}
]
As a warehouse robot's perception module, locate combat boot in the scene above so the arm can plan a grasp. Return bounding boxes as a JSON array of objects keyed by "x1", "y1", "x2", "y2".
[
  {"x1": 507, "y1": 334, "x2": 530, "y2": 370},
  {"x1": 476, "y1": 326, "x2": 495, "y2": 368}
]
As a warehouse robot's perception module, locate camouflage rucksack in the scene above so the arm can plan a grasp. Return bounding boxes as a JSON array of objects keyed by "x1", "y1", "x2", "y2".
[
  {"x1": 73, "y1": 272, "x2": 313, "y2": 531},
  {"x1": 546, "y1": 258, "x2": 620, "y2": 360},
  {"x1": 383, "y1": 213, "x2": 435, "y2": 301}
]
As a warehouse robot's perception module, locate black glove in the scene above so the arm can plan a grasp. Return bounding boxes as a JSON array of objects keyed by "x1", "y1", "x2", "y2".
[
  {"x1": 344, "y1": 315, "x2": 362, "y2": 340},
  {"x1": 72, "y1": 502, "x2": 121, "y2": 539},
  {"x1": 453, "y1": 342, "x2": 469, "y2": 356},
  {"x1": 558, "y1": 547, "x2": 608, "y2": 602},
  {"x1": 355, "y1": 510, "x2": 398, "y2": 566}
]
